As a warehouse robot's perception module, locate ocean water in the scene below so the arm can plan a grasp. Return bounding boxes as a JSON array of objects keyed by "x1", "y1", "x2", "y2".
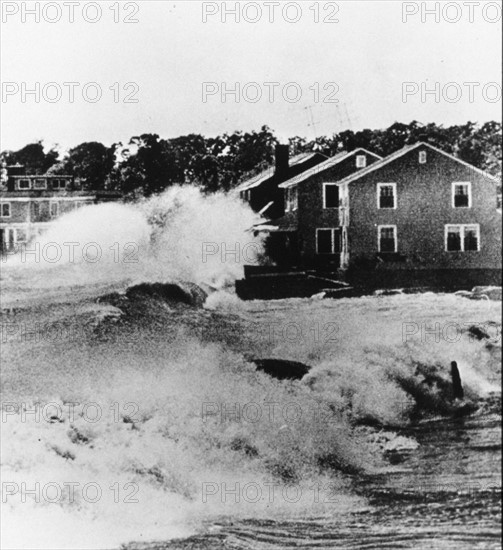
[{"x1": 0, "y1": 189, "x2": 501, "y2": 549}]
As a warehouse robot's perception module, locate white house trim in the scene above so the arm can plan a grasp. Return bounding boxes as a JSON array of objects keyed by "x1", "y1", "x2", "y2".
[
  {"x1": 378, "y1": 225, "x2": 398, "y2": 253},
  {"x1": 323, "y1": 182, "x2": 341, "y2": 209},
  {"x1": 445, "y1": 224, "x2": 480, "y2": 252},
  {"x1": 0, "y1": 197, "x2": 95, "y2": 203},
  {"x1": 452, "y1": 181, "x2": 472, "y2": 209},
  {"x1": 334, "y1": 142, "x2": 498, "y2": 188},
  {"x1": 316, "y1": 227, "x2": 341, "y2": 255},
  {"x1": 0, "y1": 202, "x2": 12, "y2": 218},
  {"x1": 279, "y1": 148, "x2": 383, "y2": 189},
  {"x1": 377, "y1": 182, "x2": 397, "y2": 209}
]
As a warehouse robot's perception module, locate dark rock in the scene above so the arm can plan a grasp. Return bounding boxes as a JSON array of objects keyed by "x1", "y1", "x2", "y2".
[
  {"x1": 466, "y1": 324, "x2": 491, "y2": 341},
  {"x1": 126, "y1": 281, "x2": 208, "y2": 308},
  {"x1": 249, "y1": 358, "x2": 311, "y2": 380},
  {"x1": 450, "y1": 361, "x2": 464, "y2": 400}
]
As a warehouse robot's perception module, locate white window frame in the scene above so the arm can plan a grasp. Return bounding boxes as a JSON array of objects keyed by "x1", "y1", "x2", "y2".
[
  {"x1": 445, "y1": 224, "x2": 480, "y2": 252},
  {"x1": 377, "y1": 183, "x2": 397, "y2": 209},
  {"x1": 452, "y1": 182, "x2": 472, "y2": 208},
  {"x1": 285, "y1": 185, "x2": 298, "y2": 212},
  {"x1": 49, "y1": 201, "x2": 59, "y2": 218},
  {"x1": 33, "y1": 178, "x2": 47, "y2": 190},
  {"x1": 52, "y1": 179, "x2": 68, "y2": 190},
  {"x1": 378, "y1": 225, "x2": 397, "y2": 253},
  {"x1": 2, "y1": 227, "x2": 17, "y2": 249},
  {"x1": 18, "y1": 179, "x2": 31, "y2": 190},
  {"x1": 356, "y1": 155, "x2": 367, "y2": 168},
  {"x1": 32, "y1": 202, "x2": 41, "y2": 218},
  {"x1": 419, "y1": 151, "x2": 427, "y2": 164},
  {"x1": 16, "y1": 227, "x2": 28, "y2": 243},
  {"x1": 316, "y1": 228, "x2": 341, "y2": 255},
  {"x1": 0, "y1": 202, "x2": 11, "y2": 218},
  {"x1": 323, "y1": 183, "x2": 341, "y2": 209}
]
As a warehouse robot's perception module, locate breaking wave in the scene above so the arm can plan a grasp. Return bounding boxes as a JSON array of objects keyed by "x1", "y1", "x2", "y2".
[
  {"x1": 1, "y1": 188, "x2": 501, "y2": 549},
  {"x1": 2, "y1": 185, "x2": 264, "y2": 290}
]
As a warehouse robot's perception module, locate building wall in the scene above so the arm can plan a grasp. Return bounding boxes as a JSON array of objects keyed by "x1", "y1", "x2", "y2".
[
  {"x1": 347, "y1": 146, "x2": 502, "y2": 270},
  {"x1": 1, "y1": 199, "x2": 93, "y2": 224},
  {"x1": 296, "y1": 151, "x2": 381, "y2": 264},
  {"x1": 1, "y1": 197, "x2": 104, "y2": 252}
]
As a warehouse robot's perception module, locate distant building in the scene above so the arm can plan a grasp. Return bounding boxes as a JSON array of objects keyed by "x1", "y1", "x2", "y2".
[
  {"x1": 262, "y1": 142, "x2": 502, "y2": 283},
  {"x1": 235, "y1": 144, "x2": 327, "y2": 219},
  {"x1": 0, "y1": 165, "x2": 121, "y2": 254}
]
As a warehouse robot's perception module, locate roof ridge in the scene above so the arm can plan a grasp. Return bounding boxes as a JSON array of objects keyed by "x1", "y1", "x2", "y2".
[
  {"x1": 334, "y1": 141, "x2": 498, "y2": 186},
  {"x1": 278, "y1": 149, "x2": 382, "y2": 188}
]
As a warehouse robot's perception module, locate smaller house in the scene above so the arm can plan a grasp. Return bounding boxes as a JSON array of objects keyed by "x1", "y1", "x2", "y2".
[
  {"x1": 0, "y1": 165, "x2": 121, "y2": 254},
  {"x1": 236, "y1": 144, "x2": 327, "y2": 219},
  {"x1": 261, "y1": 148, "x2": 382, "y2": 266}
]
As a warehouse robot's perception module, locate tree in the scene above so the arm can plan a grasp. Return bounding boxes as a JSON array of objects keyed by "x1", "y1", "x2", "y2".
[
  {"x1": 0, "y1": 141, "x2": 59, "y2": 174},
  {"x1": 56, "y1": 142, "x2": 115, "y2": 191}
]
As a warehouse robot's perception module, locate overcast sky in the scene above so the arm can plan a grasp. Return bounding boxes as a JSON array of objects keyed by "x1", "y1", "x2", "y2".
[{"x1": 1, "y1": 0, "x2": 501, "y2": 152}]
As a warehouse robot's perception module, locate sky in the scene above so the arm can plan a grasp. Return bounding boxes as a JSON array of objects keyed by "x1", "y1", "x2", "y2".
[{"x1": 1, "y1": 0, "x2": 501, "y2": 152}]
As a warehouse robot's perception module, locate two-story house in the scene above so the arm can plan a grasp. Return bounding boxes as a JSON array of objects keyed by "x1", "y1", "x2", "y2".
[
  {"x1": 261, "y1": 148, "x2": 382, "y2": 267},
  {"x1": 0, "y1": 166, "x2": 121, "y2": 254},
  {"x1": 272, "y1": 142, "x2": 501, "y2": 286}
]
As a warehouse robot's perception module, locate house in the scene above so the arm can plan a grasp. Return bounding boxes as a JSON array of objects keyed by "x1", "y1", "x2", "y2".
[
  {"x1": 261, "y1": 148, "x2": 382, "y2": 267},
  {"x1": 0, "y1": 165, "x2": 121, "y2": 254},
  {"x1": 263, "y1": 142, "x2": 502, "y2": 286},
  {"x1": 236, "y1": 144, "x2": 327, "y2": 219}
]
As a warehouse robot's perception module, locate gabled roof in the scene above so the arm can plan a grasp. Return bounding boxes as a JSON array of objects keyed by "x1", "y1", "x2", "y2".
[
  {"x1": 278, "y1": 148, "x2": 382, "y2": 189},
  {"x1": 235, "y1": 168, "x2": 274, "y2": 192},
  {"x1": 334, "y1": 142, "x2": 498, "y2": 187},
  {"x1": 235, "y1": 152, "x2": 324, "y2": 193}
]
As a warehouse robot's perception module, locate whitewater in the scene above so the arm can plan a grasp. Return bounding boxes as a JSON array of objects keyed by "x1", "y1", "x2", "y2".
[{"x1": 1, "y1": 187, "x2": 500, "y2": 549}]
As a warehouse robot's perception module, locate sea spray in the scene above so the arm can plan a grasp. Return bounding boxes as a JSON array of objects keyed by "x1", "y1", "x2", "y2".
[
  {"x1": 1, "y1": 198, "x2": 501, "y2": 550},
  {"x1": 1, "y1": 185, "x2": 264, "y2": 290}
]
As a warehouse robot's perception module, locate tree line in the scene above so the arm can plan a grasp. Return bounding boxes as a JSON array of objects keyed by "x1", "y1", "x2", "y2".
[{"x1": 1, "y1": 121, "x2": 501, "y2": 199}]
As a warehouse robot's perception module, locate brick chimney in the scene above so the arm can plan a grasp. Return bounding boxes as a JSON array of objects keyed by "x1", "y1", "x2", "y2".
[{"x1": 275, "y1": 144, "x2": 289, "y2": 178}]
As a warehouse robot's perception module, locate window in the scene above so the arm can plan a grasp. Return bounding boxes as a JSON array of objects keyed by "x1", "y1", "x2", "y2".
[
  {"x1": 16, "y1": 228, "x2": 27, "y2": 242},
  {"x1": 377, "y1": 183, "x2": 396, "y2": 209},
  {"x1": 446, "y1": 224, "x2": 479, "y2": 252},
  {"x1": 18, "y1": 179, "x2": 31, "y2": 190},
  {"x1": 50, "y1": 202, "x2": 59, "y2": 218},
  {"x1": 52, "y1": 179, "x2": 67, "y2": 190},
  {"x1": 378, "y1": 225, "x2": 397, "y2": 253},
  {"x1": 33, "y1": 178, "x2": 47, "y2": 190},
  {"x1": 323, "y1": 183, "x2": 340, "y2": 209},
  {"x1": 286, "y1": 185, "x2": 298, "y2": 211},
  {"x1": 316, "y1": 228, "x2": 342, "y2": 255},
  {"x1": 452, "y1": 182, "x2": 471, "y2": 208},
  {"x1": 0, "y1": 203, "x2": 11, "y2": 217},
  {"x1": 356, "y1": 155, "x2": 367, "y2": 168},
  {"x1": 419, "y1": 151, "x2": 427, "y2": 164}
]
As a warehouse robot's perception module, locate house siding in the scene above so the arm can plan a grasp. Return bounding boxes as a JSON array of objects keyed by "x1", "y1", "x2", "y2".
[
  {"x1": 296, "y1": 152, "x2": 381, "y2": 264},
  {"x1": 1, "y1": 172, "x2": 121, "y2": 253},
  {"x1": 347, "y1": 146, "x2": 501, "y2": 270}
]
